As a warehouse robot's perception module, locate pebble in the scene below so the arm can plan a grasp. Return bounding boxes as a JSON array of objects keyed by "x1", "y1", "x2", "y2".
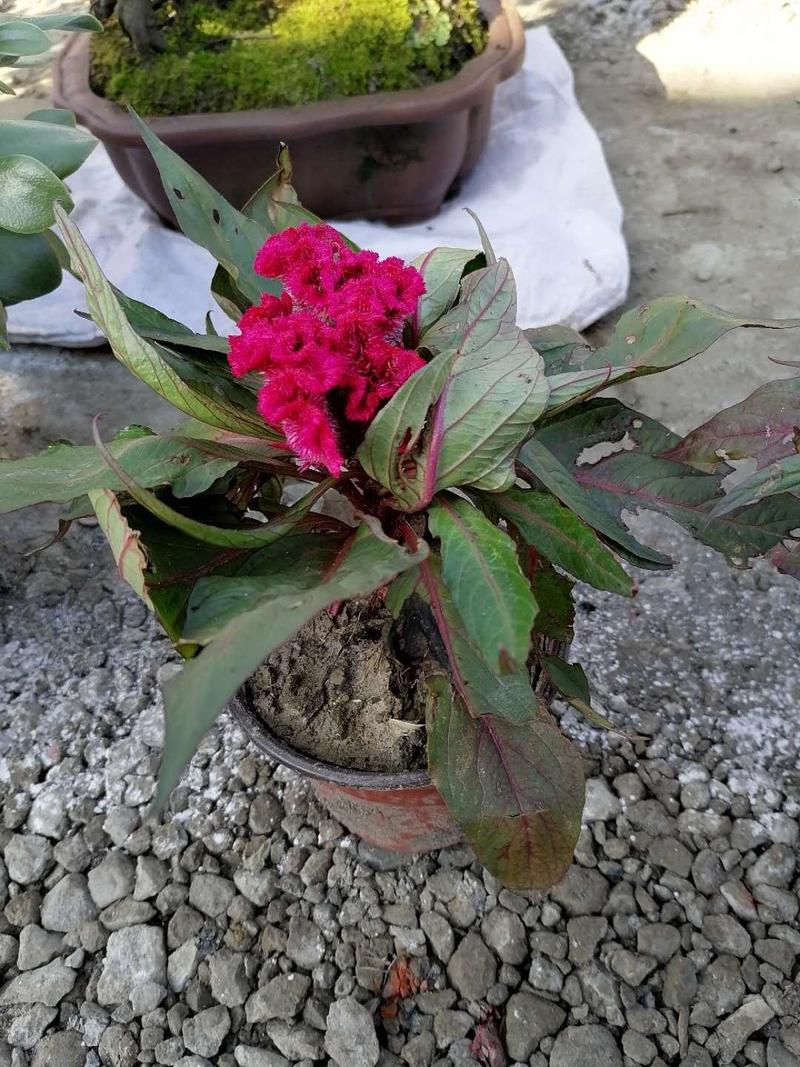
[
  {"x1": 3, "y1": 835, "x2": 53, "y2": 885},
  {"x1": 182, "y1": 1005, "x2": 231, "y2": 1058},
  {"x1": 88, "y1": 851, "x2": 135, "y2": 908},
  {"x1": 717, "y1": 996, "x2": 775, "y2": 1063},
  {"x1": 39, "y1": 873, "x2": 97, "y2": 933},
  {"x1": 550, "y1": 1024, "x2": 623, "y2": 1067},
  {"x1": 16, "y1": 924, "x2": 63, "y2": 970},
  {"x1": 481, "y1": 907, "x2": 527, "y2": 964},
  {"x1": 0, "y1": 959, "x2": 76, "y2": 1006},
  {"x1": 549, "y1": 866, "x2": 610, "y2": 915},
  {"x1": 505, "y1": 992, "x2": 566, "y2": 1060},
  {"x1": 325, "y1": 997, "x2": 380, "y2": 1067},
  {"x1": 447, "y1": 931, "x2": 497, "y2": 1000},
  {"x1": 246, "y1": 973, "x2": 310, "y2": 1022},
  {"x1": 96, "y1": 926, "x2": 166, "y2": 1011}
]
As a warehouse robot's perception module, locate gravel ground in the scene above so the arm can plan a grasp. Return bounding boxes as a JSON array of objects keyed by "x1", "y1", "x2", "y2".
[{"x1": 1, "y1": 506, "x2": 800, "y2": 1067}]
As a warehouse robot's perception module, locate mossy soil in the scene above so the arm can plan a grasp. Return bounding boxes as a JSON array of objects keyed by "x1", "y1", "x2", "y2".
[{"x1": 90, "y1": 0, "x2": 488, "y2": 116}]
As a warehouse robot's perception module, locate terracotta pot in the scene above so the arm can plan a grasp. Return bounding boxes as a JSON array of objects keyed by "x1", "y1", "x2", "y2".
[
  {"x1": 52, "y1": 0, "x2": 525, "y2": 225},
  {"x1": 228, "y1": 640, "x2": 563, "y2": 856}
]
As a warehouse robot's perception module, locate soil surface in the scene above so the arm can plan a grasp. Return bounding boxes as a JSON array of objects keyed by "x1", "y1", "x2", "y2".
[{"x1": 248, "y1": 601, "x2": 429, "y2": 774}]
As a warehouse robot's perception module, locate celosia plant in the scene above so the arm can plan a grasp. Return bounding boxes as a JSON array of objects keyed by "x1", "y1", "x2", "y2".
[{"x1": 3, "y1": 123, "x2": 800, "y2": 889}]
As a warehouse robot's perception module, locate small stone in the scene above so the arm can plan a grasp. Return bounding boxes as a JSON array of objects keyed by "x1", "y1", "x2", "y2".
[
  {"x1": 610, "y1": 949, "x2": 657, "y2": 986},
  {"x1": 40, "y1": 873, "x2": 97, "y2": 933},
  {"x1": 100, "y1": 897, "x2": 156, "y2": 930},
  {"x1": 266, "y1": 1019, "x2": 324, "y2": 1061},
  {"x1": 567, "y1": 916, "x2": 608, "y2": 964},
  {"x1": 401, "y1": 1032, "x2": 436, "y2": 1067},
  {"x1": 30, "y1": 1031, "x2": 85, "y2": 1067},
  {"x1": 703, "y1": 914, "x2": 752, "y2": 958},
  {"x1": 183, "y1": 1006, "x2": 230, "y2": 1058},
  {"x1": 4, "y1": 835, "x2": 53, "y2": 885},
  {"x1": 754, "y1": 938, "x2": 796, "y2": 977},
  {"x1": 6, "y1": 1004, "x2": 57, "y2": 1050},
  {"x1": 622, "y1": 1031, "x2": 657, "y2": 1066},
  {"x1": 16, "y1": 924, "x2": 63, "y2": 970},
  {"x1": 27, "y1": 792, "x2": 68, "y2": 840},
  {"x1": 208, "y1": 948, "x2": 250, "y2": 1007},
  {"x1": 0, "y1": 958, "x2": 76, "y2": 1006},
  {"x1": 447, "y1": 932, "x2": 497, "y2": 1000},
  {"x1": 746, "y1": 845, "x2": 796, "y2": 889},
  {"x1": 684, "y1": 241, "x2": 723, "y2": 282},
  {"x1": 97, "y1": 926, "x2": 167, "y2": 1011},
  {"x1": 134, "y1": 856, "x2": 169, "y2": 901},
  {"x1": 286, "y1": 915, "x2": 325, "y2": 969},
  {"x1": 636, "y1": 923, "x2": 680, "y2": 963},
  {"x1": 767, "y1": 1039, "x2": 800, "y2": 1067},
  {"x1": 550, "y1": 1025, "x2": 623, "y2": 1067},
  {"x1": 662, "y1": 955, "x2": 697, "y2": 1009},
  {"x1": 583, "y1": 778, "x2": 621, "y2": 822},
  {"x1": 505, "y1": 992, "x2": 566, "y2": 1061},
  {"x1": 235, "y1": 1048, "x2": 290, "y2": 1067},
  {"x1": 188, "y1": 874, "x2": 236, "y2": 919},
  {"x1": 248, "y1": 794, "x2": 282, "y2": 835},
  {"x1": 731, "y1": 820, "x2": 770, "y2": 852},
  {"x1": 550, "y1": 866, "x2": 609, "y2": 915},
  {"x1": 720, "y1": 880, "x2": 760, "y2": 921},
  {"x1": 481, "y1": 908, "x2": 527, "y2": 964},
  {"x1": 325, "y1": 997, "x2": 380, "y2": 1067},
  {"x1": 421, "y1": 911, "x2": 455, "y2": 964},
  {"x1": 698, "y1": 955, "x2": 746, "y2": 1017},
  {"x1": 717, "y1": 996, "x2": 775, "y2": 1064},
  {"x1": 233, "y1": 869, "x2": 277, "y2": 907},
  {"x1": 692, "y1": 850, "x2": 726, "y2": 895},
  {"x1": 433, "y1": 1009, "x2": 473, "y2": 1049},
  {"x1": 647, "y1": 837, "x2": 692, "y2": 878},
  {"x1": 246, "y1": 973, "x2": 311, "y2": 1022},
  {"x1": 168, "y1": 940, "x2": 201, "y2": 993}
]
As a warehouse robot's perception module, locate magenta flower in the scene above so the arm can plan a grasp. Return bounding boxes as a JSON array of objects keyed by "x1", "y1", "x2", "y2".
[{"x1": 228, "y1": 224, "x2": 426, "y2": 474}]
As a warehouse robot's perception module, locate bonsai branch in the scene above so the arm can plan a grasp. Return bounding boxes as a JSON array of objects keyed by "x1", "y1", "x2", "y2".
[{"x1": 91, "y1": 0, "x2": 166, "y2": 55}]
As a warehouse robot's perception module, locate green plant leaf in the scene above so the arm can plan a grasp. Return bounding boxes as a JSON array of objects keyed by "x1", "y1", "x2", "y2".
[
  {"x1": 167, "y1": 419, "x2": 288, "y2": 464},
  {"x1": 360, "y1": 259, "x2": 549, "y2": 509},
  {"x1": 0, "y1": 155, "x2": 73, "y2": 234},
  {"x1": 534, "y1": 397, "x2": 800, "y2": 567},
  {"x1": 525, "y1": 324, "x2": 590, "y2": 375},
  {"x1": 487, "y1": 487, "x2": 634, "y2": 596},
  {"x1": 0, "y1": 429, "x2": 229, "y2": 514},
  {"x1": 711, "y1": 453, "x2": 800, "y2": 518},
  {"x1": 110, "y1": 288, "x2": 230, "y2": 354},
  {"x1": 412, "y1": 246, "x2": 480, "y2": 336},
  {"x1": 538, "y1": 653, "x2": 617, "y2": 732},
  {"x1": 28, "y1": 13, "x2": 103, "y2": 31},
  {"x1": 55, "y1": 205, "x2": 271, "y2": 436},
  {"x1": 0, "y1": 19, "x2": 50, "y2": 57},
  {"x1": 0, "y1": 119, "x2": 96, "y2": 178},
  {"x1": 93, "y1": 418, "x2": 334, "y2": 550},
  {"x1": 527, "y1": 561, "x2": 574, "y2": 642},
  {"x1": 88, "y1": 489, "x2": 153, "y2": 607},
  {"x1": 0, "y1": 80, "x2": 13, "y2": 95},
  {"x1": 130, "y1": 110, "x2": 272, "y2": 306},
  {"x1": 0, "y1": 228, "x2": 62, "y2": 304},
  {"x1": 154, "y1": 525, "x2": 428, "y2": 810},
  {"x1": 170, "y1": 458, "x2": 239, "y2": 498},
  {"x1": 663, "y1": 376, "x2": 800, "y2": 473},
  {"x1": 420, "y1": 559, "x2": 584, "y2": 889},
  {"x1": 520, "y1": 436, "x2": 673, "y2": 571},
  {"x1": 429, "y1": 495, "x2": 536, "y2": 673},
  {"x1": 0, "y1": 301, "x2": 8, "y2": 350},
  {"x1": 24, "y1": 107, "x2": 76, "y2": 126}
]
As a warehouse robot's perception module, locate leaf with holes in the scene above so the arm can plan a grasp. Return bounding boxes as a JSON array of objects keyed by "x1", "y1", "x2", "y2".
[
  {"x1": 154, "y1": 525, "x2": 427, "y2": 810},
  {"x1": 663, "y1": 376, "x2": 800, "y2": 472},
  {"x1": 360, "y1": 259, "x2": 549, "y2": 509},
  {"x1": 130, "y1": 110, "x2": 271, "y2": 306},
  {"x1": 711, "y1": 453, "x2": 800, "y2": 518},
  {"x1": 420, "y1": 558, "x2": 584, "y2": 889},
  {"x1": 429, "y1": 495, "x2": 536, "y2": 674},
  {"x1": 486, "y1": 487, "x2": 633, "y2": 596}
]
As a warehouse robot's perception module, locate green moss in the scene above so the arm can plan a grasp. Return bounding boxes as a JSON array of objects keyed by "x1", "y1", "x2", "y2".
[{"x1": 90, "y1": 0, "x2": 488, "y2": 116}]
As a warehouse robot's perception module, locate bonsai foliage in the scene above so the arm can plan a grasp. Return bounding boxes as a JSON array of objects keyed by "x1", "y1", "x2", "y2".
[
  {"x1": 4, "y1": 125, "x2": 800, "y2": 889},
  {"x1": 0, "y1": 10, "x2": 100, "y2": 343},
  {"x1": 89, "y1": 0, "x2": 488, "y2": 116}
]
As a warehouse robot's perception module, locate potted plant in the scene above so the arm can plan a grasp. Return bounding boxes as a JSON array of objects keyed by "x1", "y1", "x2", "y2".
[
  {"x1": 0, "y1": 10, "x2": 100, "y2": 345},
  {"x1": 52, "y1": 0, "x2": 524, "y2": 224},
  {"x1": 3, "y1": 122, "x2": 800, "y2": 890}
]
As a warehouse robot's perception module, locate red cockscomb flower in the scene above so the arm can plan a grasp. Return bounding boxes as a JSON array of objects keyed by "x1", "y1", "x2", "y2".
[{"x1": 228, "y1": 223, "x2": 426, "y2": 475}]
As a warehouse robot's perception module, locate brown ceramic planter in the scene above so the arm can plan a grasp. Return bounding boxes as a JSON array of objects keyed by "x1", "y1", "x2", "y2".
[
  {"x1": 52, "y1": 0, "x2": 525, "y2": 225},
  {"x1": 229, "y1": 640, "x2": 563, "y2": 857}
]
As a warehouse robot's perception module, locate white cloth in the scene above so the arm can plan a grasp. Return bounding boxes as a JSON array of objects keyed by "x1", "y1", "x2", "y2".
[{"x1": 7, "y1": 27, "x2": 629, "y2": 347}]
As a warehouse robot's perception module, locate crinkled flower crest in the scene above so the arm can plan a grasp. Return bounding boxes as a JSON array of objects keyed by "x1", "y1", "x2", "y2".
[{"x1": 227, "y1": 223, "x2": 426, "y2": 474}]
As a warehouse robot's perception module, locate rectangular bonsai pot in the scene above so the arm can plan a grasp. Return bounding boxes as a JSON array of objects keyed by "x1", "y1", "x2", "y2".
[{"x1": 52, "y1": 0, "x2": 525, "y2": 225}]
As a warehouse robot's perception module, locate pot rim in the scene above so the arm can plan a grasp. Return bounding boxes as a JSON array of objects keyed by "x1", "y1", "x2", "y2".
[
  {"x1": 229, "y1": 691, "x2": 432, "y2": 791},
  {"x1": 52, "y1": 0, "x2": 525, "y2": 145}
]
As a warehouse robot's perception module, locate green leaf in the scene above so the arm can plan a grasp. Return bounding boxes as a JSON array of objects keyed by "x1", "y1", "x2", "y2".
[
  {"x1": 167, "y1": 419, "x2": 288, "y2": 464},
  {"x1": 360, "y1": 259, "x2": 549, "y2": 509},
  {"x1": 487, "y1": 487, "x2": 634, "y2": 596},
  {"x1": 170, "y1": 458, "x2": 239, "y2": 498},
  {"x1": 711, "y1": 453, "x2": 800, "y2": 518},
  {"x1": 465, "y1": 209, "x2": 497, "y2": 265},
  {"x1": 527, "y1": 561, "x2": 574, "y2": 642},
  {"x1": 55, "y1": 205, "x2": 271, "y2": 436},
  {"x1": 420, "y1": 559, "x2": 584, "y2": 889},
  {"x1": 525, "y1": 324, "x2": 590, "y2": 375},
  {"x1": 663, "y1": 376, "x2": 800, "y2": 473},
  {"x1": 0, "y1": 155, "x2": 72, "y2": 234},
  {"x1": 92, "y1": 418, "x2": 334, "y2": 550},
  {"x1": 0, "y1": 228, "x2": 62, "y2": 304},
  {"x1": 0, "y1": 300, "x2": 8, "y2": 350},
  {"x1": 0, "y1": 19, "x2": 50, "y2": 57},
  {"x1": 130, "y1": 110, "x2": 271, "y2": 306},
  {"x1": 24, "y1": 108, "x2": 76, "y2": 126},
  {"x1": 0, "y1": 430, "x2": 227, "y2": 514},
  {"x1": 520, "y1": 436, "x2": 673, "y2": 570},
  {"x1": 27, "y1": 13, "x2": 103, "y2": 31},
  {"x1": 429, "y1": 495, "x2": 536, "y2": 673},
  {"x1": 89, "y1": 489, "x2": 153, "y2": 608},
  {"x1": 0, "y1": 119, "x2": 95, "y2": 178},
  {"x1": 411, "y1": 246, "x2": 480, "y2": 336},
  {"x1": 539, "y1": 654, "x2": 617, "y2": 732},
  {"x1": 534, "y1": 397, "x2": 800, "y2": 567},
  {"x1": 155, "y1": 525, "x2": 428, "y2": 810}
]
